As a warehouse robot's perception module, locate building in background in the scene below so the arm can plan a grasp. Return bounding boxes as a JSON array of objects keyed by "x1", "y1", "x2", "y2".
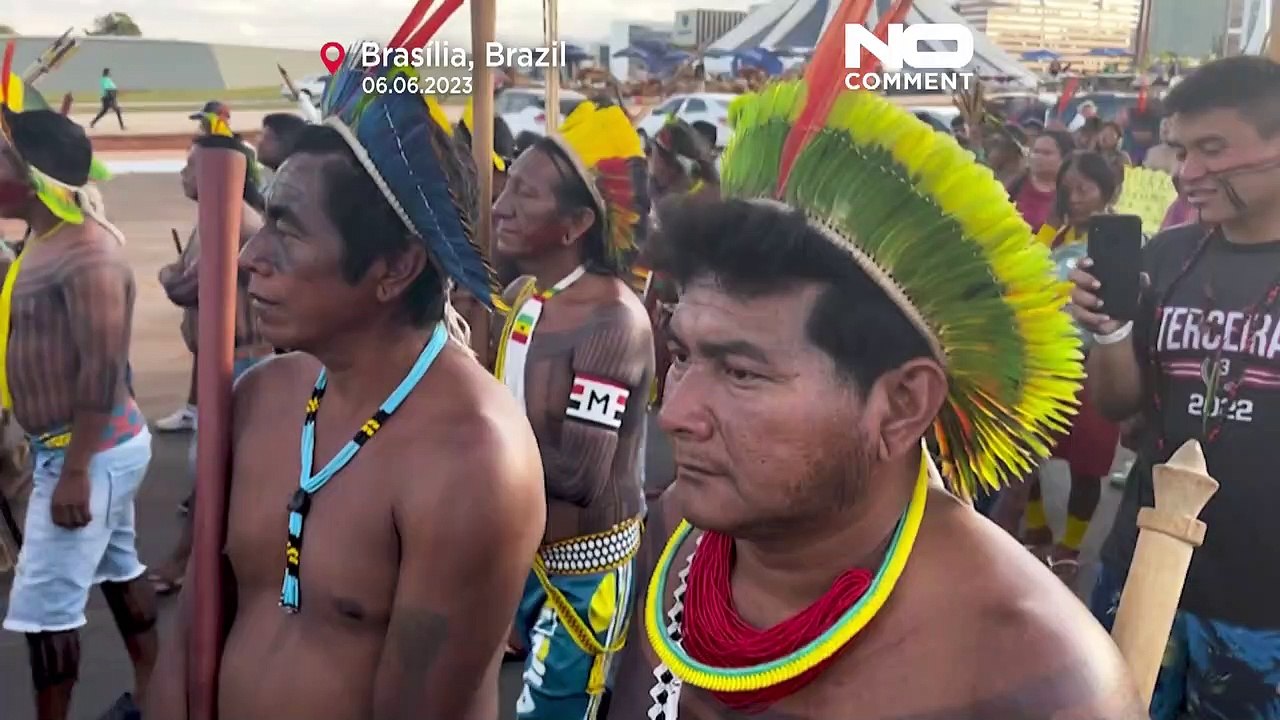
[
  {"x1": 1224, "y1": 0, "x2": 1272, "y2": 55},
  {"x1": 672, "y1": 9, "x2": 748, "y2": 48},
  {"x1": 1146, "y1": 0, "x2": 1228, "y2": 58},
  {"x1": 608, "y1": 20, "x2": 674, "y2": 80},
  {"x1": 957, "y1": 0, "x2": 1141, "y2": 71}
]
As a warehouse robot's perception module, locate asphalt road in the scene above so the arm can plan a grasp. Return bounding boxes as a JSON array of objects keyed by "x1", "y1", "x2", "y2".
[{"x1": 0, "y1": 172, "x2": 1126, "y2": 719}]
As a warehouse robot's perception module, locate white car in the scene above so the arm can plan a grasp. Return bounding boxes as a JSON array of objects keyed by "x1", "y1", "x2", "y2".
[
  {"x1": 498, "y1": 87, "x2": 588, "y2": 141},
  {"x1": 634, "y1": 93, "x2": 736, "y2": 149},
  {"x1": 280, "y1": 74, "x2": 330, "y2": 105}
]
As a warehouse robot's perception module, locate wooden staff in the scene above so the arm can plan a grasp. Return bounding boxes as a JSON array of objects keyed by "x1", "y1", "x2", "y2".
[
  {"x1": 543, "y1": 0, "x2": 559, "y2": 132},
  {"x1": 188, "y1": 146, "x2": 246, "y2": 720},
  {"x1": 465, "y1": 0, "x2": 497, "y2": 365},
  {"x1": 1269, "y1": 0, "x2": 1280, "y2": 62},
  {"x1": 1110, "y1": 439, "x2": 1218, "y2": 706}
]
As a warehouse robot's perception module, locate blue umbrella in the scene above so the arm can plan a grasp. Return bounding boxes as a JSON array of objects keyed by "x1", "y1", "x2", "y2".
[
  {"x1": 732, "y1": 47, "x2": 784, "y2": 76},
  {"x1": 563, "y1": 43, "x2": 592, "y2": 63},
  {"x1": 1021, "y1": 49, "x2": 1060, "y2": 61},
  {"x1": 1089, "y1": 47, "x2": 1131, "y2": 57}
]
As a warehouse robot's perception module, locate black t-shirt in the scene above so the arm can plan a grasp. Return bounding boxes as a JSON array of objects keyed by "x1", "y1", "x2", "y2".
[{"x1": 1101, "y1": 223, "x2": 1280, "y2": 630}]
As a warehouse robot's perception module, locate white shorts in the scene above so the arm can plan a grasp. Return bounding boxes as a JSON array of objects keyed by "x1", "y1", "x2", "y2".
[{"x1": 4, "y1": 428, "x2": 152, "y2": 633}]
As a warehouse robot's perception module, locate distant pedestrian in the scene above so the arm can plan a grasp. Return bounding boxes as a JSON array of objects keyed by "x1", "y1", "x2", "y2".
[{"x1": 88, "y1": 68, "x2": 125, "y2": 130}]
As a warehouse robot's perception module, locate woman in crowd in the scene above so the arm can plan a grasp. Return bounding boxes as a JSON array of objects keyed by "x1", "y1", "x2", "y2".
[
  {"x1": 996, "y1": 152, "x2": 1122, "y2": 585},
  {"x1": 1005, "y1": 130, "x2": 1075, "y2": 230}
]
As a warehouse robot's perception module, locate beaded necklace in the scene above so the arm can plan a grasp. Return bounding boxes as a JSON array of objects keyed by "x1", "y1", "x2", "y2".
[
  {"x1": 280, "y1": 322, "x2": 447, "y2": 611},
  {"x1": 1146, "y1": 226, "x2": 1280, "y2": 452},
  {"x1": 493, "y1": 265, "x2": 586, "y2": 411},
  {"x1": 644, "y1": 453, "x2": 929, "y2": 709}
]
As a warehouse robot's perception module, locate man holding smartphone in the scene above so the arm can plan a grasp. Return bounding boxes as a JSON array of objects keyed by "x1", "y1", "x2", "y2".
[{"x1": 1069, "y1": 56, "x2": 1280, "y2": 720}]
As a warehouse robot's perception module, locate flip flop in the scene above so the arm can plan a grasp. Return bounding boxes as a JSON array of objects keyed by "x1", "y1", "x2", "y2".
[{"x1": 1048, "y1": 556, "x2": 1081, "y2": 584}]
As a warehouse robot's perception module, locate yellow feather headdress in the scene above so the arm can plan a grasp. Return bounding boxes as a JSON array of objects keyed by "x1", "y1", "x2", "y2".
[{"x1": 544, "y1": 101, "x2": 650, "y2": 270}]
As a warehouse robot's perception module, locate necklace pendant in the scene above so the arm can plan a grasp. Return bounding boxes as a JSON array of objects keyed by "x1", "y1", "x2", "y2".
[{"x1": 288, "y1": 487, "x2": 311, "y2": 516}]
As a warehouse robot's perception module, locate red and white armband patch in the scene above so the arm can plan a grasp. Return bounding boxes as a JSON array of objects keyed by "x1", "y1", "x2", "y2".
[{"x1": 566, "y1": 374, "x2": 630, "y2": 430}]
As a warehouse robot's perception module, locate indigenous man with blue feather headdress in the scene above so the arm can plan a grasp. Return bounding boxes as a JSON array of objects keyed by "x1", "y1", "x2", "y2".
[
  {"x1": 144, "y1": 17, "x2": 547, "y2": 720},
  {"x1": 491, "y1": 100, "x2": 653, "y2": 719}
]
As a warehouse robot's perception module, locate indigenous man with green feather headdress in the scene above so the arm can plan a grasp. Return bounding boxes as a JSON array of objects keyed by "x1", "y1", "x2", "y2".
[
  {"x1": 144, "y1": 18, "x2": 547, "y2": 720},
  {"x1": 0, "y1": 104, "x2": 155, "y2": 720},
  {"x1": 491, "y1": 100, "x2": 653, "y2": 720},
  {"x1": 606, "y1": 82, "x2": 1146, "y2": 719}
]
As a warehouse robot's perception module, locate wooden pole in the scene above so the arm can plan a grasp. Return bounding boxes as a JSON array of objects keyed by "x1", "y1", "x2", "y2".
[
  {"x1": 1134, "y1": 0, "x2": 1152, "y2": 70},
  {"x1": 468, "y1": 0, "x2": 498, "y2": 365},
  {"x1": 187, "y1": 146, "x2": 246, "y2": 720},
  {"x1": 1110, "y1": 440, "x2": 1218, "y2": 706},
  {"x1": 544, "y1": 0, "x2": 560, "y2": 131},
  {"x1": 1269, "y1": 0, "x2": 1279, "y2": 60}
]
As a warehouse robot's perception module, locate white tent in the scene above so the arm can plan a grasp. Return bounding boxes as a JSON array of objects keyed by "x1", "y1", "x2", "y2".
[{"x1": 707, "y1": 0, "x2": 1039, "y2": 88}]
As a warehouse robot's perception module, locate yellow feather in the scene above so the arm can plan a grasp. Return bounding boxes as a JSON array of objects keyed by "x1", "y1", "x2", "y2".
[{"x1": 559, "y1": 102, "x2": 644, "y2": 168}]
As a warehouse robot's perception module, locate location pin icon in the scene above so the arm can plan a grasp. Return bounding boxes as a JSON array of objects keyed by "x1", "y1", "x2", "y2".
[{"x1": 320, "y1": 42, "x2": 346, "y2": 74}]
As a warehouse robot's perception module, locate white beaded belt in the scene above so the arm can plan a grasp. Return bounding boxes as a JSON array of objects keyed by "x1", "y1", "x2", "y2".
[{"x1": 538, "y1": 516, "x2": 643, "y2": 575}]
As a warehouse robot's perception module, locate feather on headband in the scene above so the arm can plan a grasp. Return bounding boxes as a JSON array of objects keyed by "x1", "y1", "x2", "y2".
[
  {"x1": 721, "y1": 80, "x2": 1084, "y2": 498},
  {"x1": 316, "y1": 2, "x2": 494, "y2": 307}
]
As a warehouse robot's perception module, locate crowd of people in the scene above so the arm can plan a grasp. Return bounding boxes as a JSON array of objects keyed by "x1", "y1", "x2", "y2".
[{"x1": 0, "y1": 37, "x2": 1277, "y2": 720}]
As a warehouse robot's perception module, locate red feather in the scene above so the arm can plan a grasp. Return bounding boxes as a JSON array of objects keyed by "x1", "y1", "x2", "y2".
[
  {"x1": 389, "y1": 0, "x2": 436, "y2": 48},
  {"x1": 1056, "y1": 77, "x2": 1080, "y2": 119},
  {"x1": 1, "y1": 40, "x2": 14, "y2": 109},
  {"x1": 778, "y1": 0, "x2": 916, "y2": 194},
  {"x1": 403, "y1": 0, "x2": 465, "y2": 50},
  {"x1": 1137, "y1": 85, "x2": 1149, "y2": 113}
]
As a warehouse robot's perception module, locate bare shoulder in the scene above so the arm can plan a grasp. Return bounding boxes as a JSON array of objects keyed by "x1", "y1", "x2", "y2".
[
  {"x1": 232, "y1": 352, "x2": 318, "y2": 425},
  {"x1": 400, "y1": 343, "x2": 544, "y2": 519},
  {"x1": 584, "y1": 275, "x2": 652, "y2": 336},
  {"x1": 905, "y1": 493, "x2": 1144, "y2": 719}
]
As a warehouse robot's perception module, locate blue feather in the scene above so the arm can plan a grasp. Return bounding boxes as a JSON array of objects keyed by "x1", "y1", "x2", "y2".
[{"x1": 320, "y1": 50, "x2": 494, "y2": 305}]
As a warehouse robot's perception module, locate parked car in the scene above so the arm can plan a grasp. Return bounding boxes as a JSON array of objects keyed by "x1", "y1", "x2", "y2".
[
  {"x1": 634, "y1": 92, "x2": 736, "y2": 148},
  {"x1": 909, "y1": 106, "x2": 960, "y2": 133},
  {"x1": 497, "y1": 87, "x2": 588, "y2": 140},
  {"x1": 280, "y1": 74, "x2": 330, "y2": 105}
]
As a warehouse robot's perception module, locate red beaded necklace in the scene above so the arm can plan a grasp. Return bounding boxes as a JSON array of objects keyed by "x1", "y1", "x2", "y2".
[{"x1": 679, "y1": 530, "x2": 875, "y2": 713}]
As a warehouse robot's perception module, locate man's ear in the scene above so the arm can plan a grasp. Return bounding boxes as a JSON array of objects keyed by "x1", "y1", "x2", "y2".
[
  {"x1": 376, "y1": 241, "x2": 430, "y2": 303},
  {"x1": 865, "y1": 358, "x2": 948, "y2": 462},
  {"x1": 563, "y1": 206, "x2": 596, "y2": 247}
]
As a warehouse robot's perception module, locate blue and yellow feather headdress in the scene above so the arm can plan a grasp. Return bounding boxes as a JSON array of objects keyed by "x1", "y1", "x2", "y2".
[
  {"x1": 315, "y1": 0, "x2": 494, "y2": 307},
  {"x1": 720, "y1": 33, "x2": 1083, "y2": 496}
]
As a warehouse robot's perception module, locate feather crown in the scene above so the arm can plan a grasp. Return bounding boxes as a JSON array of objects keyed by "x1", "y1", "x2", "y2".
[
  {"x1": 545, "y1": 101, "x2": 649, "y2": 272},
  {"x1": 721, "y1": 80, "x2": 1084, "y2": 498},
  {"x1": 315, "y1": 5, "x2": 494, "y2": 307}
]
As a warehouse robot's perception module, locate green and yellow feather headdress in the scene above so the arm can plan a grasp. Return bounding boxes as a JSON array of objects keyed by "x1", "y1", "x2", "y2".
[{"x1": 721, "y1": 44, "x2": 1083, "y2": 496}]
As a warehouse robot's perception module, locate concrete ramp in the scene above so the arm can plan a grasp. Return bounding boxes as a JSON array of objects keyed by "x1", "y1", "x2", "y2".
[{"x1": 4, "y1": 36, "x2": 325, "y2": 92}]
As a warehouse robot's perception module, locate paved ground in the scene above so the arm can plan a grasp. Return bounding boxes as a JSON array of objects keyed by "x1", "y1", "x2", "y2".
[{"x1": 0, "y1": 170, "x2": 1128, "y2": 719}]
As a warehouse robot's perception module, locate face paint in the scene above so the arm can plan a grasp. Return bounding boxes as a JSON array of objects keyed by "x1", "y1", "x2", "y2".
[
  {"x1": 0, "y1": 179, "x2": 30, "y2": 211},
  {"x1": 1202, "y1": 154, "x2": 1280, "y2": 213}
]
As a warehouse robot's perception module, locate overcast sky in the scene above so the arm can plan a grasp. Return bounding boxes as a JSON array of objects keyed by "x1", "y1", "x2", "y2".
[{"x1": 9, "y1": 0, "x2": 757, "y2": 49}]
